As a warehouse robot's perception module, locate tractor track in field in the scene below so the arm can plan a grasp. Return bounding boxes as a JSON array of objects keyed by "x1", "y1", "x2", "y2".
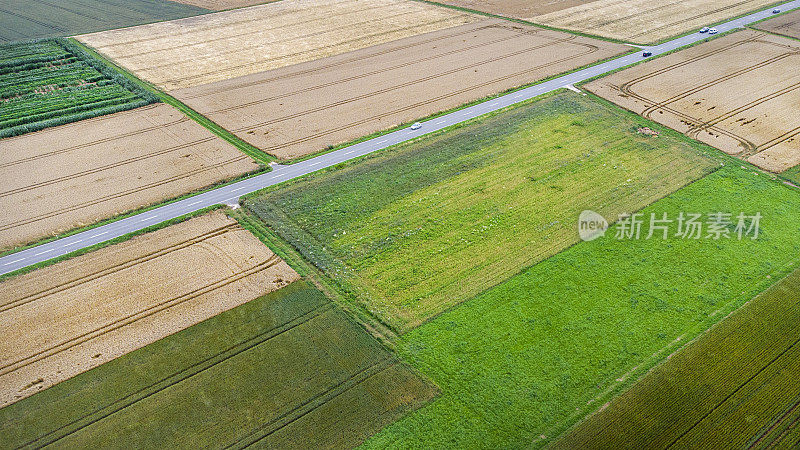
[
  {"x1": 0, "y1": 153, "x2": 252, "y2": 233},
  {"x1": 17, "y1": 302, "x2": 335, "y2": 449},
  {"x1": 158, "y1": 14, "x2": 473, "y2": 86},
  {"x1": 0, "y1": 223, "x2": 238, "y2": 313},
  {"x1": 0, "y1": 253, "x2": 282, "y2": 379},
  {"x1": 233, "y1": 42, "x2": 599, "y2": 153}
]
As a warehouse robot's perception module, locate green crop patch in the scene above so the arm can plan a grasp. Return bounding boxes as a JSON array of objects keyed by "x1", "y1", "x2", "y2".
[
  {"x1": 245, "y1": 92, "x2": 719, "y2": 332},
  {"x1": 0, "y1": 0, "x2": 209, "y2": 43},
  {"x1": 553, "y1": 266, "x2": 800, "y2": 449},
  {"x1": 363, "y1": 165, "x2": 800, "y2": 448},
  {"x1": 0, "y1": 281, "x2": 435, "y2": 448},
  {"x1": 0, "y1": 39, "x2": 159, "y2": 138}
]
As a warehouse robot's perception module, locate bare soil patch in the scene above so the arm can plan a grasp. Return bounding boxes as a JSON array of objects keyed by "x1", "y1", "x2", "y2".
[
  {"x1": 172, "y1": 19, "x2": 629, "y2": 160},
  {"x1": 585, "y1": 30, "x2": 800, "y2": 173},
  {"x1": 0, "y1": 103, "x2": 260, "y2": 250},
  {"x1": 754, "y1": 9, "x2": 800, "y2": 40},
  {"x1": 0, "y1": 211, "x2": 299, "y2": 407},
  {"x1": 532, "y1": 0, "x2": 779, "y2": 44},
  {"x1": 432, "y1": 0, "x2": 599, "y2": 18},
  {"x1": 77, "y1": 0, "x2": 479, "y2": 90}
]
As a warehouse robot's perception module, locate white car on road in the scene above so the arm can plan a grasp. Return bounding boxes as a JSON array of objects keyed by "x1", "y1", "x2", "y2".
[{"x1": 410, "y1": 122, "x2": 422, "y2": 130}]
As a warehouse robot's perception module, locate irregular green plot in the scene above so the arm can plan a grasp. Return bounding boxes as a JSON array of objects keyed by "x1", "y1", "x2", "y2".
[
  {"x1": 553, "y1": 267, "x2": 800, "y2": 449},
  {"x1": 0, "y1": 38, "x2": 158, "y2": 138},
  {"x1": 363, "y1": 165, "x2": 800, "y2": 448},
  {"x1": 0, "y1": 0, "x2": 209, "y2": 43},
  {"x1": 0, "y1": 281, "x2": 435, "y2": 449},
  {"x1": 245, "y1": 92, "x2": 719, "y2": 332}
]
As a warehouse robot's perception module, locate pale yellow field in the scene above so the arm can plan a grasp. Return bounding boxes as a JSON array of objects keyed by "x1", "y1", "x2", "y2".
[
  {"x1": 532, "y1": 0, "x2": 778, "y2": 43},
  {"x1": 0, "y1": 211, "x2": 299, "y2": 407},
  {"x1": 77, "y1": 0, "x2": 479, "y2": 90},
  {"x1": 585, "y1": 31, "x2": 800, "y2": 173}
]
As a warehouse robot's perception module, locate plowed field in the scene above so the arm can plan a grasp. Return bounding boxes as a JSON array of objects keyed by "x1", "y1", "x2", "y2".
[{"x1": 754, "y1": 9, "x2": 800, "y2": 40}]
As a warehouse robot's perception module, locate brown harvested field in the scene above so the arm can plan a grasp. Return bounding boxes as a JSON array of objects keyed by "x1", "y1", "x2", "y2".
[
  {"x1": 0, "y1": 211, "x2": 299, "y2": 407},
  {"x1": 76, "y1": 0, "x2": 480, "y2": 90},
  {"x1": 167, "y1": 0, "x2": 275, "y2": 11},
  {"x1": 754, "y1": 9, "x2": 800, "y2": 40},
  {"x1": 585, "y1": 30, "x2": 800, "y2": 173},
  {"x1": 0, "y1": 104, "x2": 260, "y2": 251},
  {"x1": 431, "y1": 0, "x2": 598, "y2": 19},
  {"x1": 172, "y1": 19, "x2": 629, "y2": 160},
  {"x1": 532, "y1": 0, "x2": 779, "y2": 44}
]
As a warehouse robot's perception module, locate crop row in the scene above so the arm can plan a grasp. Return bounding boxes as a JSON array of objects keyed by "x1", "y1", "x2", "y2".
[{"x1": 0, "y1": 38, "x2": 159, "y2": 138}]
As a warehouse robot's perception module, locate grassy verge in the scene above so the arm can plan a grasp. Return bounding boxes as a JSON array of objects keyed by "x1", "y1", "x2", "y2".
[
  {"x1": 0, "y1": 204, "x2": 225, "y2": 282},
  {"x1": 0, "y1": 280, "x2": 436, "y2": 448},
  {"x1": 242, "y1": 91, "x2": 723, "y2": 334},
  {"x1": 553, "y1": 266, "x2": 800, "y2": 449},
  {"x1": 70, "y1": 39, "x2": 275, "y2": 165},
  {"x1": 363, "y1": 163, "x2": 800, "y2": 449}
]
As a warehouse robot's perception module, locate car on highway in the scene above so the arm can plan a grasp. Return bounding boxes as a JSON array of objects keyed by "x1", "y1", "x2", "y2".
[
  {"x1": 410, "y1": 122, "x2": 422, "y2": 130},
  {"x1": 700, "y1": 27, "x2": 710, "y2": 33},
  {"x1": 708, "y1": 28, "x2": 719, "y2": 34},
  {"x1": 773, "y1": 9, "x2": 781, "y2": 14},
  {"x1": 642, "y1": 51, "x2": 652, "y2": 57}
]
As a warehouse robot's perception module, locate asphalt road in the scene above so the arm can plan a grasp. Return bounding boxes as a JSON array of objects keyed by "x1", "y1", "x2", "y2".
[{"x1": 2, "y1": 1, "x2": 798, "y2": 276}]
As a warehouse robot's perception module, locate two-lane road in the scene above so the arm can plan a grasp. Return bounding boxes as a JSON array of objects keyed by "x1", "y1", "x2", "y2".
[{"x1": 2, "y1": 0, "x2": 798, "y2": 275}]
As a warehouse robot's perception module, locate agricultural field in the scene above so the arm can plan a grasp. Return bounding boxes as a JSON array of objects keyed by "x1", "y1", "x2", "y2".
[
  {"x1": 532, "y1": 0, "x2": 778, "y2": 43},
  {"x1": 245, "y1": 92, "x2": 718, "y2": 331},
  {"x1": 0, "y1": 0, "x2": 209, "y2": 43},
  {"x1": 169, "y1": 0, "x2": 276, "y2": 10},
  {"x1": 173, "y1": 19, "x2": 629, "y2": 160},
  {"x1": 754, "y1": 9, "x2": 800, "y2": 40},
  {"x1": 0, "y1": 280, "x2": 436, "y2": 448},
  {"x1": 554, "y1": 267, "x2": 800, "y2": 449},
  {"x1": 0, "y1": 211, "x2": 298, "y2": 407},
  {"x1": 0, "y1": 39, "x2": 157, "y2": 138},
  {"x1": 77, "y1": 0, "x2": 480, "y2": 90},
  {"x1": 0, "y1": 103, "x2": 260, "y2": 251},
  {"x1": 586, "y1": 31, "x2": 800, "y2": 175},
  {"x1": 364, "y1": 164, "x2": 800, "y2": 448},
  {"x1": 431, "y1": 0, "x2": 596, "y2": 19}
]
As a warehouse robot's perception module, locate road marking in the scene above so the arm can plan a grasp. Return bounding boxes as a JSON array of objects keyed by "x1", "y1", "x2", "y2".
[
  {"x1": 376, "y1": 139, "x2": 387, "y2": 144},
  {"x1": 35, "y1": 249, "x2": 55, "y2": 256},
  {"x1": 187, "y1": 200, "x2": 202, "y2": 206},
  {"x1": 231, "y1": 186, "x2": 246, "y2": 192},
  {"x1": 90, "y1": 231, "x2": 109, "y2": 238},
  {"x1": 436, "y1": 120, "x2": 446, "y2": 125},
  {"x1": 140, "y1": 216, "x2": 157, "y2": 222},
  {"x1": 344, "y1": 150, "x2": 356, "y2": 155},
  {"x1": 3, "y1": 259, "x2": 24, "y2": 266},
  {"x1": 64, "y1": 239, "x2": 83, "y2": 247}
]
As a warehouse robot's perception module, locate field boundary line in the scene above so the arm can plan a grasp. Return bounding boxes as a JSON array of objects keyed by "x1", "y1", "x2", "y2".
[{"x1": 20, "y1": 302, "x2": 335, "y2": 449}]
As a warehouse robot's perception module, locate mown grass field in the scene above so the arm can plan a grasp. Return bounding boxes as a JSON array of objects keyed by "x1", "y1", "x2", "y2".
[
  {"x1": 363, "y1": 164, "x2": 800, "y2": 448},
  {"x1": 0, "y1": 281, "x2": 435, "y2": 448},
  {"x1": 0, "y1": 39, "x2": 157, "y2": 138},
  {"x1": 553, "y1": 267, "x2": 800, "y2": 449},
  {"x1": 0, "y1": 0, "x2": 208, "y2": 43},
  {"x1": 244, "y1": 92, "x2": 719, "y2": 332}
]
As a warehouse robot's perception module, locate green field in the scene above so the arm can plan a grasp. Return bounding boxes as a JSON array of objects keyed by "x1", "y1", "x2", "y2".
[
  {"x1": 553, "y1": 266, "x2": 800, "y2": 449},
  {"x1": 362, "y1": 164, "x2": 800, "y2": 448},
  {"x1": 781, "y1": 166, "x2": 800, "y2": 186},
  {"x1": 0, "y1": 281, "x2": 435, "y2": 448},
  {"x1": 0, "y1": 39, "x2": 157, "y2": 138},
  {"x1": 245, "y1": 92, "x2": 719, "y2": 332},
  {"x1": 0, "y1": 0, "x2": 208, "y2": 43}
]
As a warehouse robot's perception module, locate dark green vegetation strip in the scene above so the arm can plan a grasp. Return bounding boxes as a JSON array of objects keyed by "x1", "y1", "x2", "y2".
[
  {"x1": 0, "y1": 0, "x2": 209, "y2": 43},
  {"x1": 363, "y1": 164, "x2": 800, "y2": 448},
  {"x1": 244, "y1": 92, "x2": 719, "y2": 333},
  {"x1": 553, "y1": 266, "x2": 800, "y2": 449},
  {"x1": 0, "y1": 38, "x2": 158, "y2": 138},
  {"x1": 0, "y1": 281, "x2": 436, "y2": 448},
  {"x1": 72, "y1": 39, "x2": 275, "y2": 165}
]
